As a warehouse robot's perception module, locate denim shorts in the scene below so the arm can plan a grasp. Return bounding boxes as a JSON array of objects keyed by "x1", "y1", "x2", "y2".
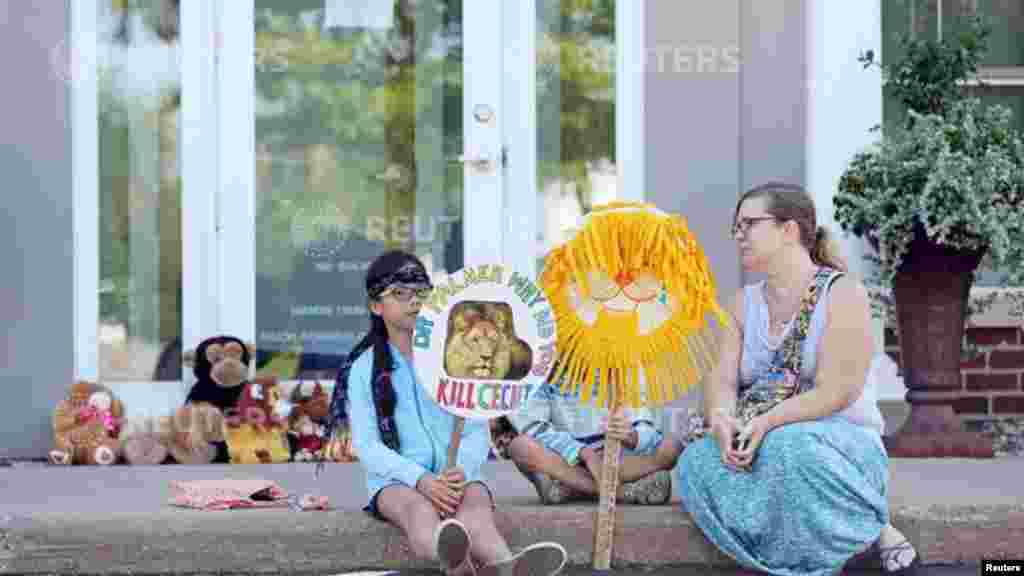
[{"x1": 365, "y1": 478, "x2": 497, "y2": 522}]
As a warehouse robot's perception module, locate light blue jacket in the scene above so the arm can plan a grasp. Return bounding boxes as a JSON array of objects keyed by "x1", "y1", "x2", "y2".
[{"x1": 347, "y1": 343, "x2": 491, "y2": 504}]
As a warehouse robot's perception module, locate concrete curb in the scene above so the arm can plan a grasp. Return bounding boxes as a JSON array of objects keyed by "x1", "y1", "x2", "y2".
[{"x1": 3, "y1": 502, "x2": 1022, "y2": 574}]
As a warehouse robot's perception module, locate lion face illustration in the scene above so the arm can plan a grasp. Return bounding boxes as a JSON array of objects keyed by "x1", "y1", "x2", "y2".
[
  {"x1": 540, "y1": 201, "x2": 729, "y2": 408},
  {"x1": 445, "y1": 317, "x2": 509, "y2": 379},
  {"x1": 443, "y1": 302, "x2": 532, "y2": 380}
]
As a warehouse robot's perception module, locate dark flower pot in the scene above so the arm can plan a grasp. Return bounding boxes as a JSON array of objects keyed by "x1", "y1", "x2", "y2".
[{"x1": 883, "y1": 223, "x2": 994, "y2": 458}]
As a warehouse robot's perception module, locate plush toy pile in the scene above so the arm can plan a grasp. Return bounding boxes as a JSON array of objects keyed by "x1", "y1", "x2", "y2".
[{"x1": 51, "y1": 335, "x2": 364, "y2": 465}]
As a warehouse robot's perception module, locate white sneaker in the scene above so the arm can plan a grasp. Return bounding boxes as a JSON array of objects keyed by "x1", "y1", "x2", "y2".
[
  {"x1": 434, "y1": 518, "x2": 474, "y2": 575},
  {"x1": 478, "y1": 541, "x2": 567, "y2": 576}
]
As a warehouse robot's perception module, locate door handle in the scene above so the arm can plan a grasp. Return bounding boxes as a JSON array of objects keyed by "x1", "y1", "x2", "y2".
[
  {"x1": 449, "y1": 146, "x2": 505, "y2": 173},
  {"x1": 450, "y1": 151, "x2": 494, "y2": 172}
]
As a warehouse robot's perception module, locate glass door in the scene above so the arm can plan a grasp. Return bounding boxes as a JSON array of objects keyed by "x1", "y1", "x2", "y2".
[
  {"x1": 71, "y1": 0, "x2": 193, "y2": 418},
  {"x1": 501, "y1": 0, "x2": 644, "y2": 279},
  {"x1": 217, "y1": 1, "x2": 503, "y2": 381},
  {"x1": 213, "y1": 1, "x2": 643, "y2": 390},
  {"x1": 71, "y1": 0, "x2": 644, "y2": 420}
]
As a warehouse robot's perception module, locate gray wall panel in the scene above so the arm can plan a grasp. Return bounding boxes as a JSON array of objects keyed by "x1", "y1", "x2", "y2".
[
  {"x1": 646, "y1": 0, "x2": 743, "y2": 417},
  {"x1": 646, "y1": 1, "x2": 809, "y2": 418},
  {"x1": 0, "y1": 2, "x2": 73, "y2": 459},
  {"x1": 740, "y1": 0, "x2": 807, "y2": 192}
]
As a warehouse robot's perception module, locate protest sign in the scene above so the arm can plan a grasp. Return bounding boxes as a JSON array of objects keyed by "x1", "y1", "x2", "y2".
[{"x1": 412, "y1": 264, "x2": 556, "y2": 466}]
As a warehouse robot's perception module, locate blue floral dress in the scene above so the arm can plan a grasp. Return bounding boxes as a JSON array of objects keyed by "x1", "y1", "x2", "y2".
[{"x1": 675, "y1": 268, "x2": 888, "y2": 576}]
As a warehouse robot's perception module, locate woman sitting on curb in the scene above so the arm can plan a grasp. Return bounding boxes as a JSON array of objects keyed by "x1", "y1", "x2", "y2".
[{"x1": 669, "y1": 183, "x2": 920, "y2": 576}]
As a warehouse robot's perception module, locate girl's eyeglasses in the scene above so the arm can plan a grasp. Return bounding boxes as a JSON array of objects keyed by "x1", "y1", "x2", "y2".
[{"x1": 380, "y1": 286, "x2": 432, "y2": 302}]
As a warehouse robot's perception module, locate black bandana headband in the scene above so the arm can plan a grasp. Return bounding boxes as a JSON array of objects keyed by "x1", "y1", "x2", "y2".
[{"x1": 367, "y1": 261, "x2": 433, "y2": 299}]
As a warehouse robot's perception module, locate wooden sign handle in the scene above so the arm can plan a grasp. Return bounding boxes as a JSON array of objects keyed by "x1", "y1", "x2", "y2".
[
  {"x1": 446, "y1": 416, "x2": 465, "y2": 470},
  {"x1": 592, "y1": 388, "x2": 622, "y2": 571}
]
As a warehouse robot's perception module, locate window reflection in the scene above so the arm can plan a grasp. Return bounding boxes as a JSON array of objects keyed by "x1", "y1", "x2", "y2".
[
  {"x1": 98, "y1": 0, "x2": 182, "y2": 381},
  {"x1": 535, "y1": 1, "x2": 617, "y2": 273},
  {"x1": 253, "y1": 1, "x2": 464, "y2": 379}
]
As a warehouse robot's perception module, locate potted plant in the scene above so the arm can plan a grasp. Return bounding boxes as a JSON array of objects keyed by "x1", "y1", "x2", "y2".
[{"x1": 835, "y1": 15, "x2": 1024, "y2": 457}]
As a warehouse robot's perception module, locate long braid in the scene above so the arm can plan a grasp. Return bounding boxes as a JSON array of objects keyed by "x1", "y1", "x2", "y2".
[
  {"x1": 368, "y1": 314, "x2": 399, "y2": 449},
  {"x1": 317, "y1": 250, "x2": 430, "y2": 477}
]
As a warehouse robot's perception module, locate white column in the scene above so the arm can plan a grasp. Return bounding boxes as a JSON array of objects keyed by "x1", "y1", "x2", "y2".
[
  {"x1": 215, "y1": 1, "x2": 256, "y2": 345},
  {"x1": 181, "y1": 0, "x2": 221, "y2": 354},
  {"x1": 616, "y1": 0, "x2": 645, "y2": 203},
  {"x1": 72, "y1": 0, "x2": 99, "y2": 381},
  {"x1": 805, "y1": 1, "x2": 898, "y2": 399},
  {"x1": 462, "y1": 2, "x2": 504, "y2": 267},
  {"x1": 503, "y1": 0, "x2": 538, "y2": 279}
]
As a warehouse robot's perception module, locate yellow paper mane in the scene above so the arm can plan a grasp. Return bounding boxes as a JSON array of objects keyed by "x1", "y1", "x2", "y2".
[{"x1": 541, "y1": 201, "x2": 730, "y2": 409}]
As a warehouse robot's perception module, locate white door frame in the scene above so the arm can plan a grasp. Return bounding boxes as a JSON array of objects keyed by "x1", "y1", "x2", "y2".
[{"x1": 72, "y1": 0, "x2": 219, "y2": 414}]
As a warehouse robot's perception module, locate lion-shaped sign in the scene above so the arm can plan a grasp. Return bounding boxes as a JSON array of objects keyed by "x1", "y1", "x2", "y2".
[{"x1": 412, "y1": 264, "x2": 555, "y2": 420}]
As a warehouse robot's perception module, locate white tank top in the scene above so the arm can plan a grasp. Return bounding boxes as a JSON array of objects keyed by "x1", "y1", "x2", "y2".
[{"x1": 738, "y1": 270, "x2": 886, "y2": 436}]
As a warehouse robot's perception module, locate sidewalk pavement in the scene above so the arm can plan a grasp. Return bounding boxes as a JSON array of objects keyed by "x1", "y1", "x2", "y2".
[{"x1": 1, "y1": 459, "x2": 1021, "y2": 574}]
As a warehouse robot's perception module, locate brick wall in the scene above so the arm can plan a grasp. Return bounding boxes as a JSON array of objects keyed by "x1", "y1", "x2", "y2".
[{"x1": 884, "y1": 326, "x2": 1024, "y2": 419}]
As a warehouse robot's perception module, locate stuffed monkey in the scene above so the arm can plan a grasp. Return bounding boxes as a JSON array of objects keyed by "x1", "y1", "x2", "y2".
[{"x1": 183, "y1": 335, "x2": 252, "y2": 462}]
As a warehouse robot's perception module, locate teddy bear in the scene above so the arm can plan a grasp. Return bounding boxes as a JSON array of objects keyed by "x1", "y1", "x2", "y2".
[
  {"x1": 49, "y1": 381, "x2": 124, "y2": 466},
  {"x1": 223, "y1": 375, "x2": 291, "y2": 464},
  {"x1": 183, "y1": 335, "x2": 253, "y2": 462},
  {"x1": 288, "y1": 407, "x2": 324, "y2": 462},
  {"x1": 290, "y1": 380, "x2": 330, "y2": 424},
  {"x1": 159, "y1": 403, "x2": 226, "y2": 465},
  {"x1": 287, "y1": 380, "x2": 359, "y2": 463},
  {"x1": 286, "y1": 381, "x2": 328, "y2": 460},
  {"x1": 120, "y1": 416, "x2": 170, "y2": 466}
]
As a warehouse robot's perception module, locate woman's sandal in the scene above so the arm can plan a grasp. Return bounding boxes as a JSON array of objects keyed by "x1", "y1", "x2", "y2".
[{"x1": 879, "y1": 538, "x2": 921, "y2": 576}]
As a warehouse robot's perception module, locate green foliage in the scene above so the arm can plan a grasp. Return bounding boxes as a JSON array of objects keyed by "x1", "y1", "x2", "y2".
[
  {"x1": 836, "y1": 14, "x2": 1024, "y2": 319},
  {"x1": 860, "y1": 14, "x2": 991, "y2": 120}
]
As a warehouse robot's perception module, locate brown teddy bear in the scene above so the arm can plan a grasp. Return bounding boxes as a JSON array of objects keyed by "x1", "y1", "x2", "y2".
[
  {"x1": 49, "y1": 381, "x2": 124, "y2": 466},
  {"x1": 120, "y1": 416, "x2": 170, "y2": 466},
  {"x1": 287, "y1": 406, "x2": 324, "y2": 462},
  {"x1": 288, "y1": 380, "x2": 358, "y2": 463},
  {"x1": 160, "y1": 403, "x2": 226, "y2": 465},
  {"x1": 290, "y1": 380, "x2": 330, "y2": 423}
]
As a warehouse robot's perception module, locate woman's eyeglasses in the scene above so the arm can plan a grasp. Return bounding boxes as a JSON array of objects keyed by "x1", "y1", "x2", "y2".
[
  {"x1": 731, "y1": 216, "x2": 779, "y2": 236},
  {"x1": 380, "y1": 286, "x2": 432, "y2": 302}
]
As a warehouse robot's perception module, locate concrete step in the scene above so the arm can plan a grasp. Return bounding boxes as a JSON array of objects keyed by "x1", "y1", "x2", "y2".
[{"x1": 1, "y1": 460, "x2": 1021, "y2": 574}]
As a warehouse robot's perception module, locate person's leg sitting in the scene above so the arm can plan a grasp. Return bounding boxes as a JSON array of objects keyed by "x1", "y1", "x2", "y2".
[
  {"x1": 376, "y1": 483, "x2": 475, "y2": 575},
  {"x1": 618, "y1": 435, "x2": 683, "y2": 482},
  {"x1": 455, "y1": 482, "x2": 512, "y2": 568},
  {"x1": 507, "y1": 434, "x2": 600, "y2": 497},
  {"x1": 375, "y1": 484, "x2": 441, "y2": 559}
]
